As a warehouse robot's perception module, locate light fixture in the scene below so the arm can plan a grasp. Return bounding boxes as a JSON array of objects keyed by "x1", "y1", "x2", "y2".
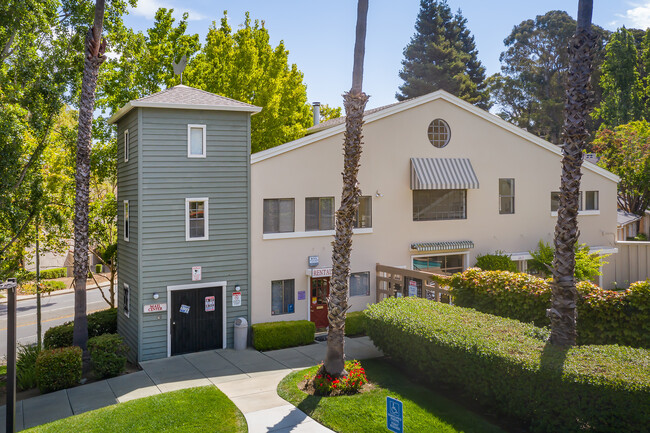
[
  {"x1": 235, "y1": 285, "x2": 241, "y2": 292},
  {"x1": 375, "y1": 190, "x2": 384, "y2": 197},
  {"x1": 153, "y1": 293, "x2": 159, "y2": 300}
]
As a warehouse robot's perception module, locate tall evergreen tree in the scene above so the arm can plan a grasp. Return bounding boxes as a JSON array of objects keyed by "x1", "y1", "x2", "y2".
[
  {"x1": 594, "y1": 27, "x2": 643, "y2": 127},
  {"x1": 396, "y1": 0, "x2": 489, "y2": 108}
]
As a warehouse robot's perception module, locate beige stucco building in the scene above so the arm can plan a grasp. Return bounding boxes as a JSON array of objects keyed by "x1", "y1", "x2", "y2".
[{"x1": 250, "y1": 90, "x2": 620, "y2": 326}]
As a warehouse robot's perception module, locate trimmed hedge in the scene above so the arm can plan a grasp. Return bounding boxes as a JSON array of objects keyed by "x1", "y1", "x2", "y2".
[
  {"x1": 26, "y1": 267, "x2": 67, "y2": 280},
  {"x1": 474, "y1": 251, "x2": 517, "y2": 272},
  {"x1": 433, "y1": 268, "x2": 650, "y2": 348},
  {"x1": 365, "y1": 298, "x2": 650, "y2": 433},
  {"x1": 44, "y1": 308, "x2": 118, "y2": 349},
  {"x1": 345, "y1": 311, "x2": 367, "y2": 336},
  {"x1": 88, "y1": 333, "x2": 129, "y2": 378},
  {"x1": 35, "y1": 346, "x2": 82, "y2": 393},
  {"x1": 252, "y1": 320, "x2": 315, "y2": 351}
]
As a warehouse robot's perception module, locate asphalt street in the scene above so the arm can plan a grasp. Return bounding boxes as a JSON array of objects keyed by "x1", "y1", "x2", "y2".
[{"x1": 0, "y1": 288, "x2": 111, "y2": 358}]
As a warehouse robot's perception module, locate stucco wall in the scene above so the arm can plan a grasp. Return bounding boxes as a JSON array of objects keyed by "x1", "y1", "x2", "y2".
[{"x1": 250, "y1": 95, "x2": 618, "y2": 324}]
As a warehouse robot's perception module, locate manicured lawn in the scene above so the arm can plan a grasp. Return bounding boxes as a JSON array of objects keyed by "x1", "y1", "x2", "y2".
[
  {"x1": 26, "y1": 386, "x2": 247, "y2": 433},
  {"x1": 278, "y1": 358, "x2": 506, "y2": 433}
]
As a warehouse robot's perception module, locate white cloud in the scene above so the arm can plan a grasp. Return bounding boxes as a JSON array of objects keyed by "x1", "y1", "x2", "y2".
[
  {"x1": 621, "y1": 2, "x2": 650, "y2": 29},
  {"x1": 129, "y1": 0, "x2": 206, "y2": 21}
]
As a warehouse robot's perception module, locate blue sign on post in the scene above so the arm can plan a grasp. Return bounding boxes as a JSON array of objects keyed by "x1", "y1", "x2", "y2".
[{"x1": 386, "y1": 396, "x2": 403, "y2": 433}]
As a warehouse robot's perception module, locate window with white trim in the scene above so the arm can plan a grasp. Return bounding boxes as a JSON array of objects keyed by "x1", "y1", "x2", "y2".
[
  {"x1": 124, "y1": 129, "x2": 130, "y2": 162},
  {"x1": 306, "y1": 197, "x2": 335, "y2": 231},
  {"x1": 413, "y1": 190, "x2": 466, "y2": 221},
  {"x1": 186, "y1": 198, "x2": 209, "y2": 240},
  {"x1": 271, "y1": 279, "x2": 295, "y2": 315},
  {"x1": 349, "y1": 271, "x2": 370, "y2": 296},
  {"x1": 551, "y1": 191, "x2": 592, "y2": 212},
  {"x1": 413, "y1": 254, "x2": 465, "y2": 274},
  {"x1": 123, "y1": 200, "x2": 130, "y2": 242},
  {"x1": 123, "y1": 283, "x2": 130, "y2": 317},
  {"x1": 187, "y1": 124, "x2": 206, "y2": 158},
  {"x1": 585, "y1": 191, "x2": 599, "y2": 211},
  {"x1": 499, "y1": 178, "x2": 515, "y2": 214},
  {"x1": 263, "y1": 198, "x2": 295, "y2": 233},
  {"x1": 353, "y1": 196, "x2": 372, "y2": 228}
]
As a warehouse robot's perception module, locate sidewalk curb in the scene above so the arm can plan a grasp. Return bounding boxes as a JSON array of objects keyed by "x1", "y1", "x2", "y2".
[{"x1": 0, "y1": 282, "x2": 112, "y2": 304}]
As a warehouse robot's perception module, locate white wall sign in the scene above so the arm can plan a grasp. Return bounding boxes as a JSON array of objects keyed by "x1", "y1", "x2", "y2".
[
  {"x1": 232, "y1": 291, "x2": 241, "y2": 307},
  {"x1": 143, "y1": 303, "x2": 167, "y2": 313},
  {"x1": 192, "y1": 266, "x2": 202, "y2": 281},
  {"x1": 311, "y1": 267, "x2": 332, "y2": 278},
  {"x1": 308, "y1": 255, "x2": 319, "y2": 267}
]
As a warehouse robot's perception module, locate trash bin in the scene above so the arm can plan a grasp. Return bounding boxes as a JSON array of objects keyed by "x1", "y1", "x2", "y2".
[{"x1": 234, "y1": 317, "x2": 248, "y2": 350}]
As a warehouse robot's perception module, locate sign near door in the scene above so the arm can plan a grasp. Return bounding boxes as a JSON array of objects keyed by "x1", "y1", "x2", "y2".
[
  {"x1": 143, "y1": 303, "x2": 167, "y2": 313},
  {"x1": 232, "y1": 291, "x2": 241, "y2": 307},
  {"x1": 205, "y1": 296, "x2": 215, "y2": 312},
  {"x1": 180, "y1": 304, "x2": 190, "y2": 314},
  {"x1": 311, "y1": 267, "x2": 332, "y2": 278},
  {"x1": 191, "y1": 266, "x2": 202, "y2": 281},
  {"x1": 408, "y1": 280, "x2": 418, "y2": 297}
]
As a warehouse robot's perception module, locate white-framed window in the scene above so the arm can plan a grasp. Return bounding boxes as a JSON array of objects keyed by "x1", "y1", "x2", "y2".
[
  {"x1": 306, "y1": 197, "x2": 335, "y2": 231},
  {"x1": 353, "y1": 196, "x2": 372, "y2": 228},
  {"x1": 412, "y1": 253, "x2": 466, "y2": 274},
  {"x1": 413, "y1": 190, "x2": 466, "y2": 221},
  {"x1": 585, "y1": 191, "x2": 599, "y2": 211},
  {"x1": 263, "y1": 198, "x2": 295, "y2": 233},
  {"x1": 123, "y1": 283, "x2": 130, "y2": 318},
  {"x1": 185, "y1": 198, "x2": 209, "y2": 241},
  {"x1": 187, "y1": 124, "x2": 206, "y2": 158},
  {"x1": 499, "y1": 178, "x2": 515, "y2": 214},
  {"x1": 551, "y1": 191, "x2": 598, "y2": 214},
  {"x1": 427, "y1": 119, "x2": 451, "y2": 148},
  {"x1": 349, "y1": 271, "x2": 370, "y2": 297},
  {"x1": 123, "y1": 200, "x2": 130, "y2": 242},
  {"x1": 271, "y1": 279, "x2": 295, "y2": 315},
  {"x1": 124, "y1": 129, "x2": 130, "y2": 162}
]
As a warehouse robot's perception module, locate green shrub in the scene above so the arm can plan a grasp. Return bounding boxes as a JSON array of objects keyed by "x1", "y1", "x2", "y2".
[
  {"x1": 95, "y1": 264, "x2": 103, "y2": 273},
  {"x1": 25, "y1": 267, "x2": 67, "y2": 281},
  {"x1": 528, "y1": 240, "x2": 608, "y2": 281},
  {"x1": 365, "y1": 298, "x2": 650, "y2": 433},
  {"x1": 433, "y1": 268, "x2": 650, "y2": 348},
  {"x1": 88, "y1": 334, "x2": 129, "y2": 378},
  {"x1": 345, "y1": 311, "x2": 367, "y2": 336},
  {"x1": 474, "y1": 251, "x2": 517, "y2": 272},
  {"x1": 21, "y1": 280, "x2": 66, "y2": 295},
  {"x1": 252, "y1": 320, "x2": 315, "y2": 351},
  {"x1": 44, "y1": 308, "x2": 117, "y2": 349},
  {"x1": 36, "y1": 346, "x2": 82, "y2": 393},
  {"x1": 17, "y1": 344, "x2": 41, "y2": 390}
]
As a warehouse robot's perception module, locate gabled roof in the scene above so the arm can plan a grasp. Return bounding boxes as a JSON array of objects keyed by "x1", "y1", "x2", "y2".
[
  {"x1": 251, "y1": 90, "x2": 620, "y2": 183},
  {"x1": 617, "y1": 209, "x2": 643, "y2": 227},
  {"x1": 307, "y1": 100, "x2": 406, "y2": 134},
  {"x1": 108, "y1": 85, "x2": 261, "y2": 124}
]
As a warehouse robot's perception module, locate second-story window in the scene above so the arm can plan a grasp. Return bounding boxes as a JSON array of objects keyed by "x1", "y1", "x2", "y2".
[
  {"x1": 306, "y1": 197, "x2": 335, "y2": 231},
  {"x1": 354, "y1": 196, "x2": 372, "y2": 228},
  {"x1": 499, "y1": 179, "x2": 515, "y2": 214},
  {"x1": 413, "y1": 190, "x2": 466, "y2": 221},
  {"x1": 123, "y1": 200, "x2": 130, "y2": 242},
  {"x1": 585, "y1": 191, "x2": 599, "y2": 211},
  {"x1": 124, "y1": 129, "x2": 130, "y2": 162},
  {"x1": 186, "y1": 198, "x2": 209, "y2": 240},
  {"x1": 187, "y1": 124, "x2": 206, "y2": 158},
  {"x1": 263, "y1": 199, "x2": 295, "y2": 233}
]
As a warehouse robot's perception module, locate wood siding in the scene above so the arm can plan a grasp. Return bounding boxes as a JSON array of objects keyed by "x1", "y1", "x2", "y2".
[
  {"x1": 137, "y1": 108, "x2": 250, "y2": 361},
  {"x1": 602, "y1": 241, "x2": 650, "y2": 289},
  {"x1": 116, "y1": 109, "x2": 140, "y2": 363}
]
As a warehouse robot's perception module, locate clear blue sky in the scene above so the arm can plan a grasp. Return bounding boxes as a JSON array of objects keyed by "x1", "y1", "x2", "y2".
[{"x1": 124, "y1": 1, "x2": 646, "y2": 109}]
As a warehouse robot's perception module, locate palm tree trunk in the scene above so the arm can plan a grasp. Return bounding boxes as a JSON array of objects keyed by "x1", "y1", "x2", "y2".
[
  {"x1": 548, "y1": 0, "x2": 595, "y2": 346},
  {"x1": 324, "y1": 0, "x2": 369, "y2": 377},
  {"x1": 73, "y1": 0, "x2": 106, "y2": 353}
]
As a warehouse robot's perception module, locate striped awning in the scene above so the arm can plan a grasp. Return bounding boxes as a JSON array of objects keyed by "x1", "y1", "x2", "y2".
[
  {"x1": 410, "y1": 158, "x2": 479, "y2": 190},
  {"x1": 410, "y1": 240, "x2": 475, "y2": 252}
]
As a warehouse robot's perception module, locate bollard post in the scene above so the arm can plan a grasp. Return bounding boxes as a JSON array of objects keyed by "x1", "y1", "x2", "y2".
[{"x1": 1, "y1": 278, "x2": 18, "y2": 433}]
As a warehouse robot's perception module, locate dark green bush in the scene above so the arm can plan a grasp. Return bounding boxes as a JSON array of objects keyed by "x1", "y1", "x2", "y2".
[
  {"x1": 95, "y1": 264, "x2": 103, "y2": 273},
  {"x1": 252, "y1": 320, "x2": 315, "y2": 351},
  {"x1": 433, "y1": 268, "x2": 650, "y2": 348},
  {"x1": 474, "y1": 251, "x2": 517, "y2": 272},
  {"x1": 365, "y1": 298, "x2": 650, "y2": 433},
  {"x1": 25, "y1": 267, "x2": 67, "y2": 281},
  {"x1": 528, "y1": 240, "x2": 607, "y2": 281},
  {"x1": 345, "y1": 311, "x2": 367, "y2": 336},
  {"x1": 44, "y1": 308, "x2": 117, "y2": 349},
  {"x1": 36, "y1": 346, "x2": 82, "y2": 393},
  {"x1": 17, "y1": 344, "x2": 41, "y2": 390},
  {"x1": 88, "y1": 333, "x2": 129, "y2": 378}
]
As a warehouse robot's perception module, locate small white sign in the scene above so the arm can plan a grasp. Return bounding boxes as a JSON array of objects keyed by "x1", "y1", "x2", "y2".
[
  {"x1": 232, "y1": 291, "x2": 241, "y2": 307},
  {"x1": 143, "y1": 303, "x2": 167, "y2": 313},
  {"x1": 192, "y1": 266, "x2": 202, "y2": 281},
  {"x1": 308, "y1": 255, "x2": 319, "y2": 267},
  {"x1": 205, "y1": 296, "x2": 215, "y2": 312},
  {"x1": 311, "y1": 267, "x2": 332, "y2": 278}
]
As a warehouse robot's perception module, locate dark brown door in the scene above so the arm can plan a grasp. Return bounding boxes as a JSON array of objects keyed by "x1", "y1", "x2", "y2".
[
  {"x1": 310, "y1": 277, "x2": 329, "y2": 329},
  {"x1": 171, "y1": 286, "x2": 222, "y2": 356}
]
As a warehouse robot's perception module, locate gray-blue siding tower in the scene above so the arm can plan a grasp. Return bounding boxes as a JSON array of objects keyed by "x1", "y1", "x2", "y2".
[{"x1": 109, "y1": 85, "x2": 260, "y2": 362}]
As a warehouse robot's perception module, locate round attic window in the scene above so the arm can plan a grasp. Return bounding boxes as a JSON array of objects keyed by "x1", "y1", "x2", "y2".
[{"x1": 428, "y1": 119, "x2": 451, "y2": 148}]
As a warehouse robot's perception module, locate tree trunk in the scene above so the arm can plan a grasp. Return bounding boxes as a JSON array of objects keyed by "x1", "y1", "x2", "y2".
[
  {"x1": 548, "y1": 0, "x2": 595, "y2": 346},
  {"x1": 72, "y1": 0, "x2": 106, "y2": 354},
  {"x1": 324, "y1": 0, "x2": 369, "y2": 377}
]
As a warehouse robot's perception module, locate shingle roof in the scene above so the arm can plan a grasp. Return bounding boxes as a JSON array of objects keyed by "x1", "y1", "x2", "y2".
[
  {"x1": 617, "y1": 209, "x2": 643, "y2": 227},
  {"x1": 108, "y1": 85, "x2": 261, "y2": 124},
  {"x1": 306, "y1": 100, "x2": 407, "y2": 134}
]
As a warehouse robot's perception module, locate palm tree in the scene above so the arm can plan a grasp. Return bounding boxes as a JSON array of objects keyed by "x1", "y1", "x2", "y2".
[
  {"x1": 73, "y1": 0, "x2": 107, "y2": 353},
  {"x1": 324, "y1": 0, "x2": 370, "y2": 376},
  {"x1": 548, "y1": 0, "x2": 595, "y2": 346}
]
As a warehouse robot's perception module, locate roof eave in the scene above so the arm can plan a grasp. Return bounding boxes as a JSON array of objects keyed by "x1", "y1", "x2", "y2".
[{"x1": 108, "y1": 101, "x2": 262, "y2": 125}]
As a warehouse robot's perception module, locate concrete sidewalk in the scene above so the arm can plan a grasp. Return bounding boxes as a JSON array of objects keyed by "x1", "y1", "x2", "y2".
[{"x1": 0, "y1": 336, "x2": 382, "y2": 432}]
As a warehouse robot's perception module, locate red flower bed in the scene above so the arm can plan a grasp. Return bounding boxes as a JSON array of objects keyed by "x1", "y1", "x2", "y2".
[{"x1": 308, "y1": 360, "x2": 368, "y2": 396}]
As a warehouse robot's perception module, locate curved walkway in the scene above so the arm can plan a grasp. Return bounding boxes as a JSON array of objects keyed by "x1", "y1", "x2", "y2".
[{"x1": 0, "y1": 336, "x2": 383, "y2": 432}]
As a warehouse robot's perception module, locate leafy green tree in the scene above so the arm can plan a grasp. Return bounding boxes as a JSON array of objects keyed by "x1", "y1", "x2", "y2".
[
  {"x1": 529, "y1": 241, "x2": 608, "y2": 283},
  {"x1": 474, "y1": 251, "x2": 517, "y2": 272},
  {"x1": 488, "y1": 10, "x2": 608, "y2": 144},
  {"x1": 396, "y1": 0, "x2": 489, "y2": 108},
  {"x1": 319, "y1": 104, "x2": 342, "y2": 122},
  {"x1": 593, "y1": 27, "x2": 643, "y2": 127},
  {"x1": 592, "y1": 121, "x2": 650, "y2": 215},
  {"x1": 185, "y1": 12, "x2": 312, "y2": 153}
]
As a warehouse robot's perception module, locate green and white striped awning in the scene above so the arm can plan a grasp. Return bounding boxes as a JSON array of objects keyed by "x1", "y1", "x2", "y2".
[
  {"x1": 410, "y1": 240, "x2": 475, "y2": 252},
  {"x1": 410, "y1": 158, "x2": 479, "y2": 190}
]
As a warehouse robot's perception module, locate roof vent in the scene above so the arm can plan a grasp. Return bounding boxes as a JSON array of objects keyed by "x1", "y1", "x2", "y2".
[{"x1": 312, "y1": 102, "x2": 321, "y2": 126}]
